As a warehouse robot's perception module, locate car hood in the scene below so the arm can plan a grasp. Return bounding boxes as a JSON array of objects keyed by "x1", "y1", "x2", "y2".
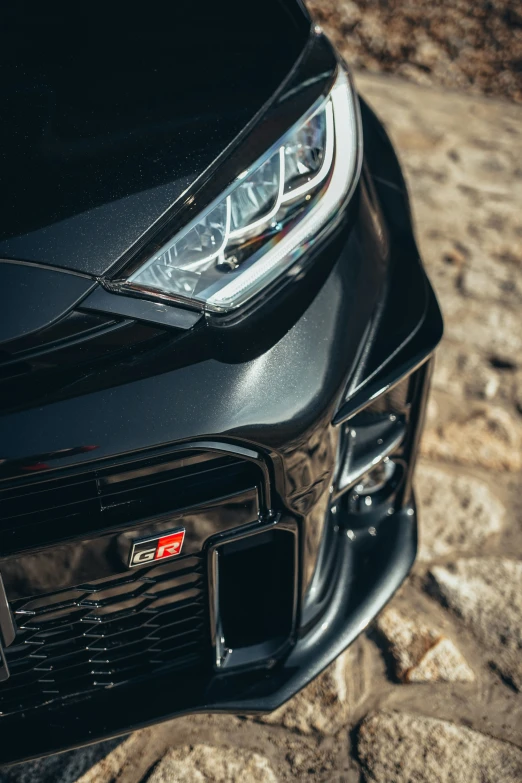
[{"x1": 0, "y1": 1, "x2": 310, "y2": 277}]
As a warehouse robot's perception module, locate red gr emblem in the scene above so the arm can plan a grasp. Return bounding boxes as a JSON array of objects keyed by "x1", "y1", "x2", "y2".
[{"x1": 129, "y1": 529, "x2": 185, "y2": 567}]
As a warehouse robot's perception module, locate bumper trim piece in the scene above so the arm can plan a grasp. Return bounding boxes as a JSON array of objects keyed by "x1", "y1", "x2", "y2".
[{"x1": 333, "y1": 283, "x2": 442, "y2": 428}]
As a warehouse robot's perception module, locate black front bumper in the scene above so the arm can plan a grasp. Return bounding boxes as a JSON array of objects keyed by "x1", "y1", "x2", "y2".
[{"x1": 0, "y1": 96, "x2": 442, "y2": 764}]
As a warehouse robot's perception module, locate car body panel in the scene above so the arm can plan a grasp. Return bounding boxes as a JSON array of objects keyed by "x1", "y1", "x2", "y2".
[
  {"x1": 0, "y1": 0, "x2": 310, "y2": 275},
  {"x1": 0, "y1": 262, "x2": 95, "y2": 344}
]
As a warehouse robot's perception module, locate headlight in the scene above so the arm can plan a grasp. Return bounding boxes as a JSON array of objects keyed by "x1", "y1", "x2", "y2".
[{"x1": 124, "y1": 69, "x2": 358, "y2": 313}]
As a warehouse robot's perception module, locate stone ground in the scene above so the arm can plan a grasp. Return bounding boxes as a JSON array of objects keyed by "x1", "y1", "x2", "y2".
[
  {"x1": 3, "y1": 71, "x2": 522, "y2": 783},
  {"x1": 307, "y1": 0, "x2": 522, "y2": 102}
]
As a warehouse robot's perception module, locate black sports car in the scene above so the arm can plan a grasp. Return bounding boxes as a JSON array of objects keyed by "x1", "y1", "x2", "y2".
[{"x1": 0, "y1": 0, "x2": 442, "y2": 764}]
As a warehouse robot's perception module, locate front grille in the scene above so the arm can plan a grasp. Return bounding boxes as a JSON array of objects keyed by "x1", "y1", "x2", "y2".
[
  {"x1": 0, "y1": 445, "x2": 262, "y2": 717},
  {"x1": 0, "y1": 449, "x2": 258, "y2": 555},
  {"x1": 0, "y1": 554, "x2": 208, "y2": 717}
]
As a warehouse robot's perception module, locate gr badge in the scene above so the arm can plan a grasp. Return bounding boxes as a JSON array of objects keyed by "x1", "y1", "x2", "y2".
[{"x1": 129, "y1": 529, "x2": 186, "y2": 568}]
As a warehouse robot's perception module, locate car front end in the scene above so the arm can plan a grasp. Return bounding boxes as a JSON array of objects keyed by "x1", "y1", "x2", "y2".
[{"x1": 0, "y1": 0, "x2": 442, "y2": 763}]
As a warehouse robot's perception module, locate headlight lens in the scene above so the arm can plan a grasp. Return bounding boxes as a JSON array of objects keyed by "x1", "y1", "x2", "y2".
[{"x1": 125, "y1": 69, "x2": 357, "y2": 312}]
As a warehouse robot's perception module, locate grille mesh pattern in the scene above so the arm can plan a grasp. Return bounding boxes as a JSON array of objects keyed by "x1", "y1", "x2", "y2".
[{"x1": 0, "y1": 555, "x2": 208, "y2": 716}]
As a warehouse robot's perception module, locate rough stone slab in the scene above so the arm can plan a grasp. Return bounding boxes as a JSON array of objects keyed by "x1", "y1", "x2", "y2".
[
  {"x1": 415, "y1": 463, "x2": 505, "y2": 561},
  {"x1": 146, "y1": 745, "x2": 278, "y2": 783},
  {"x1": 431, "y1": 341, "x2": 518, "y2": 405},
  {"x1": 358, "y1": 710, "x2": 522, "y2": 783},
  {"x1": 75, "y1": 735, "x2": 139, "y2": 783},
  {"x1": 429, "y1": 558, "x2": 522, "y2": 690},
  {"x1": 257, "y1": 644, "x2": 367, "y2": 735},
  {"x1": 355, "y1": 75, "x2": 522, "y2": 283},
  {"x1": 258, "y1": 650, "x2": 349, "y2": 735},
  {"x1": 354, "y1": 74, "x2": 522, "y2": 391},
  {"x1": 439, "y1": 297, "x2": 522, "y2": 368},
  {"x1": 307, "y1": 1, "x2": 522, "y2": 102},
  {"x1": 376, "y1": 606, "x2": 474, "y2": 683},
  {"x1": 0, "y1": 740, "x2": 121, "y2": 783},
  {"x1": 458, "y1": 251, "x2": 522, "y2": 305},
  {"x1": 421, "y1": 403, "x2": 522, "y2": 472},
  {"x1": 515, "y1": 371, "x2": 522, "y2": 414},
  {"x1": 407, "y1": 637, "x2": 475, "y2": 683}
]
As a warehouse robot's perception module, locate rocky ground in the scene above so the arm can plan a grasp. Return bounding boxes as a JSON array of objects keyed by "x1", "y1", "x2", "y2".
[
  {"x1": 2, "y1": 71, "x2": 522, "y2": 783},
  {"x1": 308, "y1": 0, "x2": 522, "y2": 102}
]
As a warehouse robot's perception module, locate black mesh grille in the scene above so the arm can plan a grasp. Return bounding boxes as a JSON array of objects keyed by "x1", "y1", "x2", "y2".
[{"x1": 0, "y1": 554, "x2": 208, "y2": 717}]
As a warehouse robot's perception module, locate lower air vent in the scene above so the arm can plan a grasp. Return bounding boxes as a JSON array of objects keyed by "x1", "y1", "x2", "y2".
[
  {"x1": 0, "y1": 554, "x2": 208, "y2": 717},
  {"x1": 211, "y1": 524, "x2": 297, "y2": 670},
  {"x1": 219, "y1": 530, "x2": 295, "y2": 650}
]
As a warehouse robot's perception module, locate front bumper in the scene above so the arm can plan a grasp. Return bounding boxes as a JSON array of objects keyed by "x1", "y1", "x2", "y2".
[{"x1": 0, "y1": 95, "x2": 442, "y2": 764}]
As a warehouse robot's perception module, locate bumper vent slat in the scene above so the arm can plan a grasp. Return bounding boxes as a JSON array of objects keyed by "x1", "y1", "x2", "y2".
[{"x1": 0, "y1": 555, "x2": 208, "y2": 717}]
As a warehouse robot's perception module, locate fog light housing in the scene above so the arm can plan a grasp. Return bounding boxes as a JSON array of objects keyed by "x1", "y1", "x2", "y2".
[
  {"x1": 346, "y1": 457, "x2": 404, "y2": 519},
  {"x1": 354, "y1": 457, "x2": 396, "y2": 496},
  {"x1": 332, "y1": 372, "x2": 416, "y2": 529}
]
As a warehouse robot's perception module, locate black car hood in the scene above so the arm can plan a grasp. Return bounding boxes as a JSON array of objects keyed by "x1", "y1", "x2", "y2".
[{"x1": 0, "y1": 1, "x2": 310, "y2": 276}]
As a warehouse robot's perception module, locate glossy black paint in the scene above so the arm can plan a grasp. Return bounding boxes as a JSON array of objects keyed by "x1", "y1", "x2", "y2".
[
  {"x1": 0, "y1": 180, "x2": 385, "y2": 614},
  {"x1": 0, "y1": 186, "x2": 378, "y2": 462},
  {"x1": 1, "y1": 489, "x2": 259, "y2": 600},
  {"x1": 0, "y1": 0, "x2": 310, "y2": 275},
  {"x1": 0, "y1": 262, "x2": 94, "y2": 344},
  {"x1": 0, "y1": 14, "x2": 443, "y2": 763}
]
